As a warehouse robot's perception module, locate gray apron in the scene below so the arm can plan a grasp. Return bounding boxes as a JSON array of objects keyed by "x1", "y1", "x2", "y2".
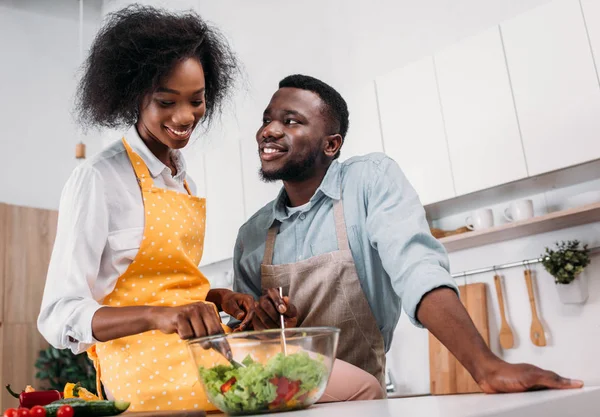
[{"x1": 261, "y1": 196, "x2": 387, "y2": 388}]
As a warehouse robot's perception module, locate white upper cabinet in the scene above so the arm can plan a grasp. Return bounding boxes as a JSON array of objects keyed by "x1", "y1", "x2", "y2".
[
  {"x1": 434, "y1": 26, "x2": 528, "y2": 195},
  {"x1": 501, "y1": 0, "x2": 600, "y2": 176},
  {"x1": 376, "y1": 57, "x2": 456, "y2": 205},
  {"x1": 200, "y1": 138, "x2": 246, "y2": 266},
  {"x1": 581, "y1": 0, "x2": 600, "y2": 80}
]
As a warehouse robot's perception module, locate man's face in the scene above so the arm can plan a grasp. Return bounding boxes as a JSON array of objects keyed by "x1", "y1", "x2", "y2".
[{"x1": 256, "y1": 87, "x2": 330, "y2": 182}]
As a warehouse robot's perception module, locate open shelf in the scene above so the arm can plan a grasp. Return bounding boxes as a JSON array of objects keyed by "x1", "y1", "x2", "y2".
[{"x1": 439, "y1": 202, "x2": 600, "y2": 252}]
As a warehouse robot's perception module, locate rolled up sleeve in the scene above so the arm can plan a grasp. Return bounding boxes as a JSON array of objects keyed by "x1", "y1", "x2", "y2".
[
  {"x1": 365, "y1": 157, "x2": 458, "y2": 327},
  {"x1": 37, "y1": 165, "x2": 108, "y2": 354}
]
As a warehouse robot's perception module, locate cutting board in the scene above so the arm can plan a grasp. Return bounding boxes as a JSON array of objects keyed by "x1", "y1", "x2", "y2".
[{"x1": 428, "y1": 282, "x2": 490, "y2": 395}]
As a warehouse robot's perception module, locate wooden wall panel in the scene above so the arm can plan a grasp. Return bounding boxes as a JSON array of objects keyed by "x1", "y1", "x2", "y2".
[
  {"x1": 1, "y1": 204, "x2": 56, "y2": 410},
  {"x1": 0, "y1": 203, "x2": 6, "y2": 411},
  {"x1": 4, "y1": 205, "x2": 58, "y2": 323},
  {"x1": 1, "y1": 324, "x2": 49, "y2": 409}
]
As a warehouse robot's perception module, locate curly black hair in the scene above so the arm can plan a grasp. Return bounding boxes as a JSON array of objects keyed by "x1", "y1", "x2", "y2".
[
  {"x1": 76, "y1": 4, "x2": 238, "y2": 129},
  {"x1": 279, "y1": 74, "x2": 349, "y2": 159}
]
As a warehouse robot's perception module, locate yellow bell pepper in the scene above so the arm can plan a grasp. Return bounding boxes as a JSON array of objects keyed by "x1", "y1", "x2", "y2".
[{"x1": 64, "y1": 382, "x2": 100, "y2": 401}]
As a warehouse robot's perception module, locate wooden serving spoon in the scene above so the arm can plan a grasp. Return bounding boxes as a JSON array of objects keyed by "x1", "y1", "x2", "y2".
[
  {"x1": 493, "y1": 274, "x2": 514, "y2": 349},
  {"x1": 524, "y1": 269, "x2": 547, "y2": 347}
]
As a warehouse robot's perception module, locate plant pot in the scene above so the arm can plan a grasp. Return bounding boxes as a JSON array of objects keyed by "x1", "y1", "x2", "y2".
[{"x1": 555, "y1": 271, "x2": 589, "y2": 304}]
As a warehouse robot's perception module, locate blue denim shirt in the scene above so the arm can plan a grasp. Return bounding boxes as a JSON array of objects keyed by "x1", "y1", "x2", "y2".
[{"x1": 233, "y1": 153, "x2": 458, "y2": 351}]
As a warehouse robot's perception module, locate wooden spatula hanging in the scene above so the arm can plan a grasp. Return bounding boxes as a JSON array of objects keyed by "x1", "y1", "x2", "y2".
[
  {"x1": 524, "y1": 267, "x2": 547, "y2": 347},
  {"x1": 493, "y1": 274, "x2": 514, "y2": 349}
]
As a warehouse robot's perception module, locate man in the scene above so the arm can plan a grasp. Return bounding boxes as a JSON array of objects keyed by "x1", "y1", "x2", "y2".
[{"x1": 233, "y1": 74, "x2": 583, "y2": 394}]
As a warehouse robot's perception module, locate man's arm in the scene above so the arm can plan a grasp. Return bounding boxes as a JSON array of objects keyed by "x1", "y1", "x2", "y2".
[
  {"x1": 366, "y1": 157, "x2": 582, "y2": 392},
  {"x1": 417, "y1": 287, "x2": 582, "y2": 392}
]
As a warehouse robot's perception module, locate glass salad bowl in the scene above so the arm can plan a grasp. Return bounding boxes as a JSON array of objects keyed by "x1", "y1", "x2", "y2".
[{"x1": 187, "y1": 327, "x2": 339, "y2": 415}]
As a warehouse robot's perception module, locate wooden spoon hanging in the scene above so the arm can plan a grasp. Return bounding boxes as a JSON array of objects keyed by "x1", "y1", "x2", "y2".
[
  {"x1": 493, "y1": 275, "x2": 514, "y2": 349},
  {"x1": 524, "y1": 269, "x2": 547, "y2": 347}
]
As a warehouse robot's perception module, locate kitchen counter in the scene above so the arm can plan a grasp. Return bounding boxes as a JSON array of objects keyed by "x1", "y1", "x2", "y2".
[{"x1": 215, "y1": 386, "x2": 600, "y2": 417}]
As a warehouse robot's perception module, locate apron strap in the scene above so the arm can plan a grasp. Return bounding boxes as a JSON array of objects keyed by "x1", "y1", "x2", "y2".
[
  {"x1": 262, "y1": 224, "x2": 279, "y2": 266},
  {"x1": 122, "y1": 138, "x2": 155, "y2": 191},
  {"x1": 87, "y1": 346, "x2": 105, "y2": 400},
  {"x1": 332, "y1": 198, "x2": 350, "y2": 251},
  {"x1": 183, "y1": 180, "x2": 193, "y2": 196}
]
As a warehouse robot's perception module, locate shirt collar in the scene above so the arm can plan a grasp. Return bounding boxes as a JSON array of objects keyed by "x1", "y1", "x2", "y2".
[
  {"x1": 270, "y1": 160, "x2": 342, "y2": 224},
  {"x1": 124, "y1": 125, "x2": 187, "y2": 181}
]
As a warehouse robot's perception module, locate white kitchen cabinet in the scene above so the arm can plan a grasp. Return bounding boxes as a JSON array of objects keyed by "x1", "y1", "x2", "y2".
[
  {"x1": 339, "y1": 81, "x2": 385, "y2": 161},
  {"x1": 581, "y1": 0, "x2": 600, "y2": 74},
  {"x1": 501, "y1": 0, "x2": 600, "y2": 176},
  {"x1": 376, "y1": 57, "x2": 456, "y2": 205},
  {"x1": 434, "y1": 26, "x2": 528, "y2": 195},
  {"x1": 200, "y1": 138, "x2": 246, "y2": 266}
]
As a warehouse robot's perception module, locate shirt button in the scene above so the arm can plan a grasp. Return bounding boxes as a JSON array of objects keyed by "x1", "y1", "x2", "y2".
[{"x1": 299, "y1": 213, "x2": 306, "y2": 220}]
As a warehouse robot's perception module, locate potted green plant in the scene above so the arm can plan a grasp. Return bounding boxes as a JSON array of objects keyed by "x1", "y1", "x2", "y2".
[
  {"x1": 540, "y1": 240, "x2": 591, "y2": 304},
  {"x1": 35, "y1": 346, "x2": 101, "y2": 395}
]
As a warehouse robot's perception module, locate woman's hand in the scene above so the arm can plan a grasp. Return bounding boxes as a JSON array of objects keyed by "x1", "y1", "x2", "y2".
[
  {"x1": 253, "y1": 288, "x2": 298, "y2": 331},
  {"x1": 150, "y1": 302, "x2": 224, "y2": 339}
]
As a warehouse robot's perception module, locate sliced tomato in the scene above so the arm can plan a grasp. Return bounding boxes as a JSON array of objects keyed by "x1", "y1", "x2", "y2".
[
  {"x1": 269, "y1": 377, "x2": 302, "y2": 408},
  {"x1": 283, "y1": 380, "x2": 300, "y2": 402},
  {"x1": 220, "y1": 377, "x2": 237, "y2": 394}
]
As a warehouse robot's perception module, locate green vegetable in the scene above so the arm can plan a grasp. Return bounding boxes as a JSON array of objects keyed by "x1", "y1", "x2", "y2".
[
  {"x1": 199, "y1": 352, "x2": 328, "y2": 415},
  {"x1": 44, "y1": 400, "x2": 130, "y2": 417}
]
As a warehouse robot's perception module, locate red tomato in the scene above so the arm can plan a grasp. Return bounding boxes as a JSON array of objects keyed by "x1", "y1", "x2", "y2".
[
  {"x1": 29, "y1": 407, "x2": 46, "y2": 417},
  {"x1": 3, "y1": 409, "x2": 19, "y2": 417},
  {"x1": 17, "y1": 409, "x2": 30, "y2": 417},
  {"x1": 220, "y1": 377, "x2": 237, "y2": 394},
  {"x1": 56, "y1": 406, "x2": 73, "y2": 417}
]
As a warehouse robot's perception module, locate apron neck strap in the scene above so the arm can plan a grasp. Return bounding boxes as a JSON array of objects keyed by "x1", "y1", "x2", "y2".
[
  {"x1": 262, "y1": 224, "x2": 279, "y2": 266},
  {"x1": 332, "y1": 198, "x2": 350, "y2": 251},
  {"x1": 122, "y1": 138, "x2": 154, "y2": 191},
  {"x1": 262, "y1": 196, "x2": 350, "y2": 266}
]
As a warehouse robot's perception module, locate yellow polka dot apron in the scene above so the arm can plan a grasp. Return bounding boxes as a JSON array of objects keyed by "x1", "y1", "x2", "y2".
[{"x1": 88, "y1": 138, "x2": 220, "y2": 412}]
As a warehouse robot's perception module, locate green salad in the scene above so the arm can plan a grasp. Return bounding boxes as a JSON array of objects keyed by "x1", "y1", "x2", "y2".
[{"x1": 198, "y1": 352, "x2": 328, "y2": 414}]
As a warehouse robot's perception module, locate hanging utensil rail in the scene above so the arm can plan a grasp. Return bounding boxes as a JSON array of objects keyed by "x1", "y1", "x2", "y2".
[{"x1": 451, "y1": 246, "x2": 600, "y2": 279}]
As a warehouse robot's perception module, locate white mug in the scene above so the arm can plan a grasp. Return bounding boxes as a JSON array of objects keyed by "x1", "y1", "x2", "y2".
[
  {"x1": 466, "y1": 208, "x2": 494, "y2": 231},
  {"x1": 504, "y1": 199, "x2": 534, "y2": 222}
]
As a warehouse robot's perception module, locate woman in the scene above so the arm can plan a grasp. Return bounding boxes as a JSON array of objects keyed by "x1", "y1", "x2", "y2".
[{"x1": 38, "y1": 5, "x2": 253, "y2": 412}]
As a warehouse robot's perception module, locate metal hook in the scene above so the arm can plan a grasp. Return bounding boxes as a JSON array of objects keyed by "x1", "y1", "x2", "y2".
[
  {"x1": 493, "y1": 265, "x2": 498, "y2": 276},
  {"x1": 523, "y1": 260, "x2": 530, "y2": 271}
]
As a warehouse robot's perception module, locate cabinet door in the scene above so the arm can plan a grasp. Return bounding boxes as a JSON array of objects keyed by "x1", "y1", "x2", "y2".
[
  {"x1": 376, "y1": 57, "x2": 455, "y2": 205},
  {"x1": 501, "y1": 0, "x2": 600, "y2": 176},
  {"x1": 340, "y1": 81, "x2": 385, "y2": 160},
  {"x1": 434, "y1": 26, "x2": 527, "y2": 195},
  {"x1": 201, "y1": 139, "x2": 246, "y2": 266},
  {"x1": 581, "y1": 0, "x2": 600, "y2": 78}
]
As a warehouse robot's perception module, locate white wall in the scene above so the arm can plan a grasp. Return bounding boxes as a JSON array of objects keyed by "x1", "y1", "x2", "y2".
[{"x1": 0, "y1": 0, "x2": 103, "y2": 210}]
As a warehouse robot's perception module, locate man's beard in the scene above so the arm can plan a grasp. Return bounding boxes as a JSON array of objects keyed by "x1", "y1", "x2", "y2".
[{"x1": 259, "y1": 149, "x2": 320, "y2": 183}]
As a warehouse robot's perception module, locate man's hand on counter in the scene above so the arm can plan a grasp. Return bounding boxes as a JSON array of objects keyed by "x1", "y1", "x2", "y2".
[
  {"x1": 417, "y1": 287, "x2": 584, "y2": 393},
  {"x1": 476, "y1": 360, "x2": 584, "y2": 393}
]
